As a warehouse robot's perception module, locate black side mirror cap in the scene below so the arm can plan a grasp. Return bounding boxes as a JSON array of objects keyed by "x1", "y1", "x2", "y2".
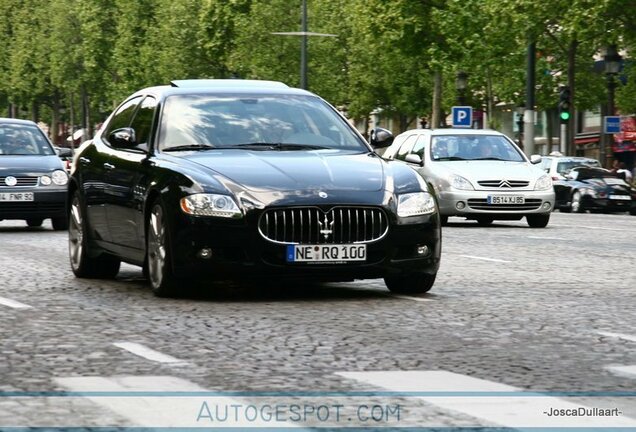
[
  {"x1": 108, "y1": 127, "x2": 137, "y2": 149},
  {"x1": 370, "y1": 127, "x2": 394, "y2": 149},
  {"x1": 56, "y1": 147, "x2": 73, "y2": 158}
]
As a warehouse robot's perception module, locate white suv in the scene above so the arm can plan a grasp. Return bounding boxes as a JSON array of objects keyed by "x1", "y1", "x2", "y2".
[
  {"x1": 383, "y1": 129, "x2": 555, "y2": 227},
  {"x1": 540, "y1": 155, "x2": 601, "y2": 181}
]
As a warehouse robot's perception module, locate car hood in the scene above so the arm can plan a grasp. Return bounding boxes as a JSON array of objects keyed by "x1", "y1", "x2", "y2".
[
  {"x1": 0, "y1": 155, "x2": 64, "y2": 175},
  {"x1": 183, "y1": 150, "x2": 385, "y2": 192},
  {"x1": 432, "y1": 160, "x2": 544, "y2": 181}
]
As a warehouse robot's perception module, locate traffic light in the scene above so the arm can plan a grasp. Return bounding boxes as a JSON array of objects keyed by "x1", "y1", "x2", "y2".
[{"x1": 558, "y1": 86, "x2": 571, "y2": 123}]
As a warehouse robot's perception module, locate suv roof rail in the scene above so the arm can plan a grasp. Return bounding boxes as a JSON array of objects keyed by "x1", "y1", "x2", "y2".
[{"x1": 170, "y1": 79, "x2": 289, "y2": 89}]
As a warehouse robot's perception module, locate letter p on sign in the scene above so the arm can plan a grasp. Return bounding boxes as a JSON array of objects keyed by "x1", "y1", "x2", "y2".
[{"x1": 452, "y1": 106, "x2": 472, "y2": 128}]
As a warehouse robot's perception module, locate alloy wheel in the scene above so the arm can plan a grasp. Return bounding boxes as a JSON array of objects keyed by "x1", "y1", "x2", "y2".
[
  {"x1": 68, "y1": 196, "x2": 83, "y2": 271},
  {"x1": 571, "y1": 192, "x2": 582, "y2": 213},
  {"x1": 148, "y1": 205, "x2": 166, "y2": 289}
]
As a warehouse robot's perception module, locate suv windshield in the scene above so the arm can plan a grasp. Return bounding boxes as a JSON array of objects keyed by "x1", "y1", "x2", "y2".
[
  {"x1": 158, "y1": 94, "x2": 366, "y2": 152},
  {"x1": 430, "y1": 135, "x2": 524, "y2": 162},
  {"x1": 0, "y1": 124, "x2": 55, "y2": 156}
]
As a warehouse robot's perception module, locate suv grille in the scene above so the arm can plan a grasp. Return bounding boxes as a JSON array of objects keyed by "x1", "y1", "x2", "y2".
[
  {"x1": 477, "y1": 180, "x2": 529, "y2": 188},
  {"x1": 259, "y1": 207, "x2": 389, "y2": 244},
  {"x1": 0, "y1": 176, "x2": 39, "y2": 187}
]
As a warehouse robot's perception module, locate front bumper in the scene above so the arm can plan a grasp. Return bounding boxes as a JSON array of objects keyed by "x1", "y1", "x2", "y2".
[
  {"x1": 169, "y1": 212, "x2": 441, "y2": 281},
  {"x1": 437, "y1": 189, "x2": 555, "y2": 217},
  {"x1": 0, "y1": 187, "x2": 67, "y2": 220},
  {"x1": 584, "y1": 196, "x2": 634, "y2": 212}
]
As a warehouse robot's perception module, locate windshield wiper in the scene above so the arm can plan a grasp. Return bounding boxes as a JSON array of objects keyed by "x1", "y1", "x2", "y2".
[
  {"x1": 472, "y1": 157, "x2": 508, "y2": 161},
  {"x1": 162, "y1": 144, "x2": 217, "y2": 152},
  {"x1": 435, "y1": 156, "x2": 467, "y2": 161},
  {"x1": 234, "y1": 142, "x2": 330, "y2": 150}
]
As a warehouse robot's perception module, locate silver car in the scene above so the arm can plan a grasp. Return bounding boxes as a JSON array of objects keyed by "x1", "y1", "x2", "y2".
[{"x1": 383, "y1": 129, "x2": 555, "y2": 227}]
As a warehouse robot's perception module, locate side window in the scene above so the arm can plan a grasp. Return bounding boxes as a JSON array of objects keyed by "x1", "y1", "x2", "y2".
[
  {"x1": 383, "y1": 135, "x2": 406, "y2": 159},
  {"x1": 395, "y1": 135, "x2": 417, "y2": 161},
  {"x1": 410, "y1": 135, "x2": 427, "y2": 158},
  {"x1": 129, "y1": 96, "x2": 157, "y2": 150},
  {"x1": 103, "y1": 96, "x2": 143, "y2": 146}
]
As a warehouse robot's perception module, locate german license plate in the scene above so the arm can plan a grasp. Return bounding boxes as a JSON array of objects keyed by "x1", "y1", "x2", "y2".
[
  {"x1": 0, "y1": 192, "x2": 34, "y2": 202},
  {"x1": 609, "y1": 195, "x2": 631, "y2": 200},
  {"x1": 286, "y1": 244, "x2": 367, "y2": 263},
  {"x1": 487, "y1": 195, "x2": 525, "y2": 204}
]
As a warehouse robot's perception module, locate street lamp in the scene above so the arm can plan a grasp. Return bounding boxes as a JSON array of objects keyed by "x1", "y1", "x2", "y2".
[
  {"x1": 455, "y1": 71, "x2": 468, "y2": 105},
  {"x1": 600, "y1": 45, "x2": 622, "y2": 167},
  {"x1": 271, "y1": 0, "x2": 337, "y2": 90}
]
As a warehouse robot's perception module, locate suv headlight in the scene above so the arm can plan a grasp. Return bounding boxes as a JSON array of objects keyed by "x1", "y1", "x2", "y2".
[
  {"x1": 449, "y1": 174, "x2": 474, "y2": 191},
  {"x1": 180, "y1": 194, "x2": 242, "y2": 218},
  {"x1": 534, "y1": 175, "x2": 552, "y2": 191},
  {"x1": 397, "y1": 192, "x2": 436, "y2": 217},
  {"x1": 52, "y1": 170, "x2": 68, "y2": 186}
]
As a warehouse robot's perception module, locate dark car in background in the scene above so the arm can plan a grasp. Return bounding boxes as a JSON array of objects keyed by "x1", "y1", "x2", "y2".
[
  {"x1": 0, "y1": 118, "x2": 69, "y2": 229},
  {"x1": 554, "y1": 166, "x2": 636, "y2": 214},
  {"x1": 68, "y1": 79, "x2": 441, "y2": 297}
]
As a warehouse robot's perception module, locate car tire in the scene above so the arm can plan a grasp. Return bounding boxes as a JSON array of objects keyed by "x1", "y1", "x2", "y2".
[
  {"x1": 384, "y1": 272, "x2": 436, "y2": 295},
  {"x1": 26, "y1": 218, "x2": 43, "y2": 227},
  {"x1": 476, "y1": 217, "x2": 493, "y2": 227},
  {"x1": 571, "y1": 191, "x2": 584, "y2": 213},
  {"x1": 147, "y1": 200, "x2": 180, "y2": 297},
  {"x1": 526, "y1": 213, "x2": 550, "y2": 228},
  {"x1": 68, "y1": 191, "x2": 121, "y2": 278},
  {"x1": 52, "y1": 215, "x2": 69, "y2": 231}
]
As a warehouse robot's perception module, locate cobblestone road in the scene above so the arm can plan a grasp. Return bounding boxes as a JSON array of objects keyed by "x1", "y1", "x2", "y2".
[{"x1": 0, "y1": 212, "x2": 635, "y2": 429}]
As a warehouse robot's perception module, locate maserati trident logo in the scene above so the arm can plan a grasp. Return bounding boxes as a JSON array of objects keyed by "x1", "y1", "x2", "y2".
[
  {"x1": 498, "y1": 180, "x2": 512, "y2": 188},
  {"x1": 318, "y1": 191, "x2": 328, "y2": 199},
  {"x1": 318, "y1": 214, "x2": 334, "y2": 240}
]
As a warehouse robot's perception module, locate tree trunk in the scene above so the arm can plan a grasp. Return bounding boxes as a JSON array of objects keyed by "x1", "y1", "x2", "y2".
[
  {"x1": 50, "y1": 97, "x2": 60, "y2": 145},
  {"x1": 431, "y1": 70, "x2": 442, "y2": 129},
  {"x1": 567, "y1": 40, "x2": 578, "y2": 156}
]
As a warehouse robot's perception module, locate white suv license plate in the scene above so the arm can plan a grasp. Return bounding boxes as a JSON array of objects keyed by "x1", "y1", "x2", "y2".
[
  {"x1": 287, "y1": 244, "x2": 367, "y2": 263},
  {"x1": 0, "y1": 192, "x2": 34, "y2": 202},
  {"x1": 487, "y1": 195, "x2": 525, "y2": 204}
]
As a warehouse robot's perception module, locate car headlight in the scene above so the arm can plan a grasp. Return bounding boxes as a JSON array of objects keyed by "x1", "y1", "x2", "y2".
[
  {"x1": 40, "y1": 175, "x2": 52, "y2": 186},
  {"x1": 180, "y1": 194, "x2": 242, "y2": 218},
  {"x1": 397, "y1": 192, "x2": 436, "y2": 217},
  {"x1": 534, "y1": 174, "x2": 552, "y2": 191},
  {"x1": 449, "y1": 174, "x2": 474, "y2": 191},
  {"x1": 52, "y1": 170, "x2": 68, "y2": 185}
]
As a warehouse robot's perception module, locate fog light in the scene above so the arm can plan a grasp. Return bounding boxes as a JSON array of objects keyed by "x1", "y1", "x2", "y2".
[
  {"x1": 456, "y1": 201, "x2": 466, "y2": 210},
  {"x1": 542, "y1": 202, "x2": 552, "y2": 210},
  {"x1": 197, "y1": 248, "x2": 213, "y2": 259},
  {"x1": 417, "y1": 245, "x2": 429, "y2": 256}
]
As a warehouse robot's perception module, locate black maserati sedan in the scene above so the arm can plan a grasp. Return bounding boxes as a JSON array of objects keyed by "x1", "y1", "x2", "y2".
[
  {"x1": 0, "y1": 118, "x2": 69, "y2": 230},
  {"x1": 68, "y1": 80, "x2": 441, "y2": 297},
  {"x1": 554, "y1": 166, "x2": 636, "y2": 214}
]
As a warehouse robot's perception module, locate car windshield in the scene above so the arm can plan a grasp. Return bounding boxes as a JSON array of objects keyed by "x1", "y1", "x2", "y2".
[
  {"x1": 158, "y1": 94, "x2": 367, "y2": 152},
  {"x1": 556, "y1": 160, "x2": 600, "y2": 174},
  {"x1": 430, "y1": 134, "x2": 524, "y2": 162},
  {"x1": 0, "y1": 124, "x2": 55, "y2": 156}
]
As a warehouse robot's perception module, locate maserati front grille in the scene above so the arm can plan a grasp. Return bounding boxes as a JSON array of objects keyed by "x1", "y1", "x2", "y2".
[{"x1": 259, "y1": 206, "x2": 389, "y2": 244}]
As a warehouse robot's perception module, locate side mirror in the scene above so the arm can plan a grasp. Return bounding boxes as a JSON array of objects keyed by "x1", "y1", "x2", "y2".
[
  {"x1": 56, "y1": 147, "x2": 73, "y2": 158},
  {"x1": 405, "y1": 153, "x2": 423, "y2": 165},
  {"x1": 530, "y1": 154, "x2": 542, "y2": 164},
  {"x1": 370, "y1": 127, "x2": 394, "y2": 149},
  {"x1": 108, "y1": 127, "x2": 137, "y2": 148}
]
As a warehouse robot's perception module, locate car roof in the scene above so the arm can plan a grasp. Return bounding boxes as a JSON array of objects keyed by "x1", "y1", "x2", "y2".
[
  {"x1": 129, "y1": 79, "x2": 314, "y2": 99},
  {"x1": 396, "y1": 128, "x2": 505, "y2": 137},
  {"x1": 0, "y1": 117, "x2": 38, "y2": 126}
]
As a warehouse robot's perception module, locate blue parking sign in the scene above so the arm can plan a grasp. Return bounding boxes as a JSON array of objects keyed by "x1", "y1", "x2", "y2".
[
  {"x1": 604, "y1": 116, "x2": 621, "y2": 134},
  {"x1": 452, "y1": 106, "x2": 472, "y2": 128}
]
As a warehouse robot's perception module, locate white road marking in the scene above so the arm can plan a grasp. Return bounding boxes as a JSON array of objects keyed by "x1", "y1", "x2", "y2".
[
  {"x1": 113, "y1": 342, "x2": 189, "y2": 366},
  {"x1": 0, "y1": 296, "x2": 32, "y2": 309},
  {"x1": 526, "y1": 236, "x2": 567, "y2": 241},
  {"x1": 597, "y1": 331, "x2": 636, "y2": 343},
  {"x1": 551, "y1": 224, "x2": 635, "y2": 232},
  {"x1": 459, "y1": 255, "x2": 511, "y2": 263},
  {"x1": 390, "y1": 294, "x2": 436, "y2": 302},
  {"x1": 606, "y1": 365, "x2": 636, "y2": 379},
  {"x1": 54, "y1": 375, "x2": 297, "y2": 428},
  {"x1": 337, "y1": 370, "x2": 636, "y2": 428}
]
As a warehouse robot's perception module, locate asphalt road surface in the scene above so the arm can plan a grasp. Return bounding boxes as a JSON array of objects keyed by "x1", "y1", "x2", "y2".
[{"x1": 1, "y1": 211, "x2": 635, "y2": 429}]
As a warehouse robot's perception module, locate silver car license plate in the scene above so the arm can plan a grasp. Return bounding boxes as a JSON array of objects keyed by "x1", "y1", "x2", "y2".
[
  {"x1": 286, "y1": 244, "x2": 367, "y2": 262},
  {"x1": 0, "y1": 192, "x2": 34, "y2": 202},
  {"x1": 487, "y1": 195, "x2": 525, "y2": 204}
]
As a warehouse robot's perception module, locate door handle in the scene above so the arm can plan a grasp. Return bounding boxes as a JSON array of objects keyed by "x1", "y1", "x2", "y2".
[
  {"x1": 103, "y1": 163, "x2": 116, "y2": 170},
  {"x1": 79, "y1": 157, "x2": 90, "y2": 165}
]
